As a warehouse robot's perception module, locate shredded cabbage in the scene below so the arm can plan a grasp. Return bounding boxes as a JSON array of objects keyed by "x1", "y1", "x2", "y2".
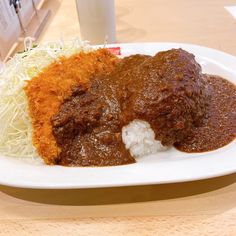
[{"x1": 0, "y1": 38, "x2": 92, "y2": 158}]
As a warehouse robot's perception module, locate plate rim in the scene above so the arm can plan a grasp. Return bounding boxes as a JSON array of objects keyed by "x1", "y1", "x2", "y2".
[{"x1": 1, "y1": 41, "x2": 236, "y2": 189}]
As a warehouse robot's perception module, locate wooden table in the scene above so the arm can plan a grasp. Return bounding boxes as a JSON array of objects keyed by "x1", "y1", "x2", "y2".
[{"x1": 1, "y1": 0, "x2": 236, "y2": 235}]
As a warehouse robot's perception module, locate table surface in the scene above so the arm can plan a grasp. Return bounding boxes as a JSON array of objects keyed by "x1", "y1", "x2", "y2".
[{"x1": 1, "y1": 0, "x2": 236, "y2": 235}]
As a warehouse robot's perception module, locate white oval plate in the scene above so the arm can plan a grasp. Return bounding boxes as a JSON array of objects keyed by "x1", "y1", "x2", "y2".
[{"x1": 0, "y1": 42, "x2": 236, "y2": 189}]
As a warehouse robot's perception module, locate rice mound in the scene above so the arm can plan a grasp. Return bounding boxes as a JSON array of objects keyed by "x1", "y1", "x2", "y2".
[{"x1": 122, "y1": 119, "x2": 167, "y2": 158}]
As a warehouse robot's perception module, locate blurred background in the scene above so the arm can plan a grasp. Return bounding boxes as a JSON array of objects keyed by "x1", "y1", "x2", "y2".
[{"x1": 1, "y1": 0, "x2": 236, "y2": 61}]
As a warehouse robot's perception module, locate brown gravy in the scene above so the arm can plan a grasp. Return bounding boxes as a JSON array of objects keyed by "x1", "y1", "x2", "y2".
[
  {"x1": 51, "y1": 55, "x2": 148, "y2": 166},
  {"x1": 51, "y1": 49, "x2": 236, "y2": 166},
  {"x1": 175, "y1": 75, "x2": 236, "y2": 152}
]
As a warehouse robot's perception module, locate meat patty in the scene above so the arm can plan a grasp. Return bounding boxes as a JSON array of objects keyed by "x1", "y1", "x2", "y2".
[{"x1": 122, "y1": 49, "x2": 209, "y2": 145}]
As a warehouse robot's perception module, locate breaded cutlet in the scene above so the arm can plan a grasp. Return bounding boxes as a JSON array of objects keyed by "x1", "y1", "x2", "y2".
[{"x1": 24, "y1": 49, "x2": 119, "y2": 164}]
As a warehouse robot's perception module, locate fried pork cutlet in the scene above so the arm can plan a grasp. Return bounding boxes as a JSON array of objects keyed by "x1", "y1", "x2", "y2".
[{"x1": 24, "y1": 49, "x2": 119, "y2": 164}]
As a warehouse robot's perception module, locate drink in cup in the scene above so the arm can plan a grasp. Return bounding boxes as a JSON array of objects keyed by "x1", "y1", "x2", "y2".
[{"x1": 75, "y1": 0, "x2": 116, "y2": 44}]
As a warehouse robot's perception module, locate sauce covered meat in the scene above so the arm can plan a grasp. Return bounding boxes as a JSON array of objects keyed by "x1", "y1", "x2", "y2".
[
  {"x1": 24, "y1": 49, "x2": 118, "y2": 164},
  {"x1": 51, "y1": 49, "x2": 225, "y2": 167},
  {"x1": 120, "y1": 49, "x2": 209, "y2": 146},
  {"x1": 51, "y1": 54, "x2": 149, "y2": 166}
]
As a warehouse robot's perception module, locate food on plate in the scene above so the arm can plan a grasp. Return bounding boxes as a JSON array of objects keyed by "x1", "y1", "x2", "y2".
[
  {"x1": 0, "y1": 41, "x2": 235, "y2": 166},
  {"x1": 122, "y1": 120, "x2": 168, "y2": 158},
  {"x1": 118, "y1": 49, "x2": 209, "y2": 146},
  {"x1": 24, "y1": 49, "x2": 118, "y2": 164},
  {"x1": 175, "y1": 75, "x2": 236, "y2": 152},
  {"x1": 0, "y1": 39, "x2": 92, "y2": 158},
  {"x1": 51, "y1": 49, "x2": 210, "y2": 166}
]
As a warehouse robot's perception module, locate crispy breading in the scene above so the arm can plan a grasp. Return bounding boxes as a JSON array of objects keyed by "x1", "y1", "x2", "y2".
[{"x1": 24, "y1": 49, "x2": 119, "y2": 164}]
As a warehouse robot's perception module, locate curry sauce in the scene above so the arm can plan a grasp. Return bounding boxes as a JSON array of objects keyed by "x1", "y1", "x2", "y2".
[{"x1": 25, "y1": 48, "x2": 236, "y2": 166}]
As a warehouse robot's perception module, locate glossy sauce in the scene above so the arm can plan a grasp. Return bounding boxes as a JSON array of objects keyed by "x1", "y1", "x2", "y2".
[
  {"x1": 51, "y1": 50, "x2": 236, "y2": 166},
  {"x1": 175, "y1": 75, "x2": 236, "y2": 152}
]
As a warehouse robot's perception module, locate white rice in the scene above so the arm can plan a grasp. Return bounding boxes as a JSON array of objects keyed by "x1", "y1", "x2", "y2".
[{"x1": 122, "y1": 119, "x2": 167, "y2": 157}]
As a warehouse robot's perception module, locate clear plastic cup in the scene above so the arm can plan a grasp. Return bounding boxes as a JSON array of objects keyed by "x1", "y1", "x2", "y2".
[{"x1": 75, "y1": 0, "x2": 116, "y2": 44}]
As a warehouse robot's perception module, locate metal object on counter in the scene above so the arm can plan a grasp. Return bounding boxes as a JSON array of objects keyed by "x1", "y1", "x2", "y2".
[
  {"x1": 12, "y1": 0, "x2": 27, "y2": 34},
  {"x1": 0, "y1": 0, "x2": 51, "y2": 62},
  {"x1": 0, "y1": 0, "x2": 21, "y2": 61}
]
